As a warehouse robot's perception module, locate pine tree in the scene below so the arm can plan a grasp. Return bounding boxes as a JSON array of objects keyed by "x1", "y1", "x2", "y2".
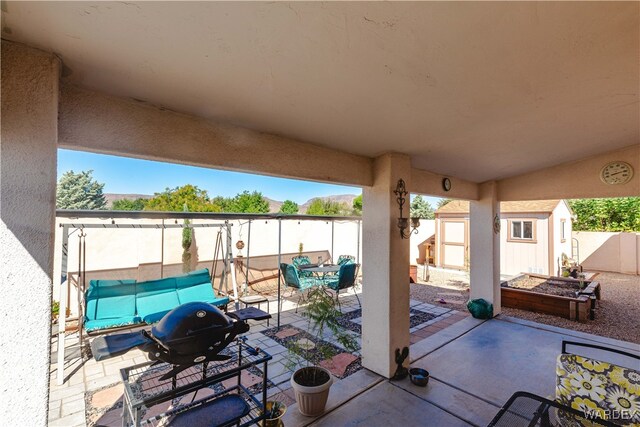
[
  {"x1": 182, "y1": 204, "x2": 193, "y2": 273},
  {"x1": 410, "y1": 195, "x2": 434, "y2": 219},
  {"x1": 56, "y1": 170, "x2": 107, "y2": 210}
]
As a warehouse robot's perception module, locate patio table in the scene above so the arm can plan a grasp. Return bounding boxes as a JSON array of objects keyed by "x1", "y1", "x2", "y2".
[
  {"x1": 488, "y1": 391, "x2": 617, "y2": 427},
  {"x1": 303, "y1": 265, "x2": 341, "y2": 280}
]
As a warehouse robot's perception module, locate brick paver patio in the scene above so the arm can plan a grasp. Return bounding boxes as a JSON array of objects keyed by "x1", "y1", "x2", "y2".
[{"x1": 48, "y1": 287, "x2": 468, "y2": 427}]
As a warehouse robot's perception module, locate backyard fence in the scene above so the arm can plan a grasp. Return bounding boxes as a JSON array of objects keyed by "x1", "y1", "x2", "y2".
[{"x1": 572, "y1": 231, "x2": 640, "y2": 275}]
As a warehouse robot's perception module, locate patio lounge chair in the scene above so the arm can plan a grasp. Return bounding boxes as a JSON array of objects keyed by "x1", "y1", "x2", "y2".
[
  {"x1": 555, "y1": 340, "x2": 640, "y2": 425},
  {"x1": 337, "y1": 254, "x2": 355, "y2": 265},
  {"x1": 324, "y1": 262, "x2": 360, "y2": 308},
  {"x1": 280, "y1": 262, "x2": 318, "y2": 312}
]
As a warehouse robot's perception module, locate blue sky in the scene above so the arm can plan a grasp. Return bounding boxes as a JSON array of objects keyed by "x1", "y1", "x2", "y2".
[{"x1": 58, "y1": 149, "x2": 442, "y2": 206}]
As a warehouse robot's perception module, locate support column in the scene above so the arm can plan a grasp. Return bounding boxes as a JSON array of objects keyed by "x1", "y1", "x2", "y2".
[
  {"x1": 469, "y1": 181, "x2": 501, "y2": 315},
  {"x1": 1, "y1": 41, "x2": 60, "y2": 425},
  {"x1": 362, "y1": 153, "x2": 411, "y2": 378}
]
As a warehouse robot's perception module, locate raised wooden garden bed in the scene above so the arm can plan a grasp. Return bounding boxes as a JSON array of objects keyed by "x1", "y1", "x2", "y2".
[{"x1": 501, "y1": 273, "x2": 600, "y2": 322}]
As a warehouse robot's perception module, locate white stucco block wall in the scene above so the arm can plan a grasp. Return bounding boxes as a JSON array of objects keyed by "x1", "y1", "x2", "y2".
[
  {"x1": 574, "y1": 231, "x2": 640, "y2": 274},
  {"x1": 0, "y1": 41, "x2": 60, "y2": 425}
]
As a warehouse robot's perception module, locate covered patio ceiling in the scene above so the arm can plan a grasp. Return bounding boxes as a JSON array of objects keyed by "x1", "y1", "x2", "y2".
[{"x1": 2, "y1": 1, "x2": 638, "y2": 183}]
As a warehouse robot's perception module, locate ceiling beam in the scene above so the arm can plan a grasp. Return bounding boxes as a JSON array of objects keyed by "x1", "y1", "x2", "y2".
[
  {"x1": 58, "y1": 83, "x2": 374, "y2": 187},
  {"x1": 411, "y1": 168, "x2": 479, "y2": 200},
  {"x1": 497, "y1": 145, "x2": 639, "y2": 201}
]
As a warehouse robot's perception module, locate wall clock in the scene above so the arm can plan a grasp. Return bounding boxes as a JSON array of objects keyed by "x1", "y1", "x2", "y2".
[
  {"x1": 600, "y1": 161, "x2": 634, "y2": 185},
  {"x1": 442, "y1": 177, "x2": 451, "y2": 192}
]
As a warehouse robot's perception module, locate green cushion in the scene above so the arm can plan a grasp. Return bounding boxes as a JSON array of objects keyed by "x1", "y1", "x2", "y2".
[
  {"x1": 136, "y1": 290, "x2": 180, "y2": 324},
  {"x1": 84, "y1": 316, "x2": 141, "y2": 333},
  {"x1": 140, "y1": 309, "x2": 173, "y2": 324},
  {"x1": 136, "y1": 277, "x2": 177, "y2": 296},
  {"x1": 96, "y1": 294, "x2": 137, "y2": 320},
  {"x1": 209, "y1": 295, "x2": 230, "y2": 308},
  {"x1": 88, "y1": 279, "x2": 136, "y2": 288},
  {"x1": 325, "y1": 263, "x2": 357, "y2": 291},
  {"x1": 177, "y1": 283, "x2": 229, "y2": 308},
  {"x1": 175, "y1": 269, "x2": 211, "y2": 289},
  {"x1": 177, "y1": 282, "x2": 216, "y2": 304},
  {"x1": 85, "y1": 281, "x2": 137, "y2": 321},
  {"x1": 299, "y1": 277, "x2": 318, "y2": 291}
]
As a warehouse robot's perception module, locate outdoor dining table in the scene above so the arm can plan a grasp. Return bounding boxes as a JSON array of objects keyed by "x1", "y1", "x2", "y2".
[{"x1": 301, "y1": 265, "x2": 341, "y2": 281}]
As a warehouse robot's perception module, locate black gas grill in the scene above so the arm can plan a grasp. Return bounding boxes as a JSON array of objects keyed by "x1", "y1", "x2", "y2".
[{"x1": 91, "y1": 302, "x2": 270, "y2": 379}]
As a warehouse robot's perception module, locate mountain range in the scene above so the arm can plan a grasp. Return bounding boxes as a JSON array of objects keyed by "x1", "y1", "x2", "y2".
[{"x1": 105, "y1": 193, "x2": 358, "y2": 214}]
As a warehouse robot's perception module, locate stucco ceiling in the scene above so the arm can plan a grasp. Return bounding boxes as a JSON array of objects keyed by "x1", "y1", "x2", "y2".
[{"x1": 2, "y1": 2, "x2": 638, "y2": 182}]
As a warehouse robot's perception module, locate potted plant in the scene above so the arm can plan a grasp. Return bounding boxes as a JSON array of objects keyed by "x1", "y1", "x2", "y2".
[
  {"x1": 262, "y1": 401, "x2": 286, "y2": 427},
  {"x1": 285, "y1": 286, "x2": 358, "y2": 417}
]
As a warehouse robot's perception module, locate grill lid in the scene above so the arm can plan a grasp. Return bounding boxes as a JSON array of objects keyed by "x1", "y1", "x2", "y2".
[{"x1": 151, "y1": 302, "x2": 233, "y2": 354}]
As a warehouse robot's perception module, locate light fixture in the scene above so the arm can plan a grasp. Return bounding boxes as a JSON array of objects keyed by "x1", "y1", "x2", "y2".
[{"x1": 393, "y1": 179, "x2": 420, "y2": 239}]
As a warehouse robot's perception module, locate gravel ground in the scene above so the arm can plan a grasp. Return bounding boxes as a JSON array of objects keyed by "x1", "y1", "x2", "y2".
[
  {"x1": 411, "y1": 269, "x2": 640, "y2": 344},
  {"x1": 410, "y1": 267, "x2": 470, "y2": 312},
  {"x1": 502, "y1": 271, "x2": 640, "y2": 344}
]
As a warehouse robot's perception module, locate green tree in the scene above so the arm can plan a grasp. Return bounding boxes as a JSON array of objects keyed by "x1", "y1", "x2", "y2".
[
  {"x1": 211, "y1": 196, "x2": 233, "y2": 212},
  {"x1": 437, "y1": 198, "x2": 453, "y2": 209},
  {"x1": 569, "y1": 197, "x2": 640, "y2": 232},
  {"x1": 144, "y1": 185, "x2": 221, "y2": 212},
  {"x1": 56, "y1": 170, "x2": 107, "y2": 210},
  {"x1": 410, "y1": 195, "x2": 434, "y2": 219},
  {"x1": 112, "y1": 198, "x2": 148, "y2": 211},
  {"x1": 352, "y1": 194, "x2": 363, "y2": 216},
  {"x1": 226, "y1": 191, "x2": 270, "y2": 213},
  {"x1": 279, "y1": 200, "x2": 299, "y2": 214},
  {"x1": 306, "y1": 198, "x2": 350, "y2": 216}
]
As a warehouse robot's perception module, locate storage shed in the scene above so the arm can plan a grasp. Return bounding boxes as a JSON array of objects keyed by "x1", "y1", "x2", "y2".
[{"x1": 434, "y1": 200, "x2": 573, "y2": 276}]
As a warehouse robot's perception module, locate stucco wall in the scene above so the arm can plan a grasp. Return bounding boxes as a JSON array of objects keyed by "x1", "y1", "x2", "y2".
[
  {"x1": 53, "y1": 217, "x2": 362, "y2": 315},
  {"x1": 0, "y1": 41, "x2": 59, "y2": 425},
  {"x1": 498, "y1": 145, "x2": 640, "y2": 201},
  {"x1": 362, "y1": 153, "x2": 411, "y2": 377},
  {"x1": 574, "y1": 231, "x2": 640, "y2": 274}
]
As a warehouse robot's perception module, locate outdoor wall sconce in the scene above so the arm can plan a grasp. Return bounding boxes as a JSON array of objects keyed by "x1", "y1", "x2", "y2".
[{"x1": 393, "y1": 179, "x2": 420, "y2": 239}]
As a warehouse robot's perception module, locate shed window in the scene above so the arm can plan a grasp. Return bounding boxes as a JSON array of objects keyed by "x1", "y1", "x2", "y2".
[
  {"x1": 561, "y1": 219, "x2": 566, "y2": 242},
  {"x1": 511, "y1": 220, "x2": 534, "y2": 240}
]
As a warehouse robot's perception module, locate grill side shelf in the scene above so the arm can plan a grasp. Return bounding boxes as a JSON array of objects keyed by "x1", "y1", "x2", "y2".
[{"x1": 120, "y1": 340, "x2": 272, "y2": 427}]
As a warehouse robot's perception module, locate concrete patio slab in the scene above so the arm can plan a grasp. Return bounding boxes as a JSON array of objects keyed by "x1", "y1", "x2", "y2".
[
  {"x1": 282, "y1": 368, "x2": 383, "y2": 427},
  {"x1": 412, "y1": 317, "x2": 639, "y2": 408},
  {"x1": 393, "y1": 377, "x2": 499, "y2": 427},
  {"x1": 410, "y1": 316, "x2": 485, "y2": 362},
  {"x1": 309, "y1": 381, "x2": 470, "y2": 426},
  {"x1": 499, "y1": 315, "x2": 640, "y2": 354}
]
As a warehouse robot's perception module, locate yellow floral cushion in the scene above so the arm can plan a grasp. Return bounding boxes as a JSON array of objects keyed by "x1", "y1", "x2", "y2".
[{"x1": 556, "y1": 354, "x2": 640, "y2": 426}]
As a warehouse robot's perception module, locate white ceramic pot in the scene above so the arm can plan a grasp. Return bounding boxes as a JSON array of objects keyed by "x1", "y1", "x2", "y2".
[{"x1": 290, "y1": 366, "x2": 333, "y2": 417}]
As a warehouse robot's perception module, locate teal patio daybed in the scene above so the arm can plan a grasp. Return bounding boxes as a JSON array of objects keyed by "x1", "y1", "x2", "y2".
[{"x1": 84, "y1": 268, "x2": 229, "y2": 333}]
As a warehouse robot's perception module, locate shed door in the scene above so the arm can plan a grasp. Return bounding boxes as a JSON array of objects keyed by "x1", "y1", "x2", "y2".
[{"x1": 441, "y1": 220, "x2": 468, "y2": 269}]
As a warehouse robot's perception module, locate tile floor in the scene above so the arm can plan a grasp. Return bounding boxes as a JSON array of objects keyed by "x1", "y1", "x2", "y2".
[{"x1": 48, "y1": 289, "x2": 468, "y2": 427}]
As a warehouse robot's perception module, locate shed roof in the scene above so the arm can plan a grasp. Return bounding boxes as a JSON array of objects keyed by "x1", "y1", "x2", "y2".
[{"x1": 436, "y1": 199, "x2": 564, "y2": 214}]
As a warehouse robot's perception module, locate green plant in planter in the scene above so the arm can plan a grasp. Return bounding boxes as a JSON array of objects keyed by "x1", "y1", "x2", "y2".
[
  {"x1": 298, "y1": 242, "x2": 304, "y2": 257},
  {"x1": 285, "y1": 285, "x2": 358, "y2": 415},
  {"x1": 577, "y1": 273, "x2": 587, "y2": 290}
]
